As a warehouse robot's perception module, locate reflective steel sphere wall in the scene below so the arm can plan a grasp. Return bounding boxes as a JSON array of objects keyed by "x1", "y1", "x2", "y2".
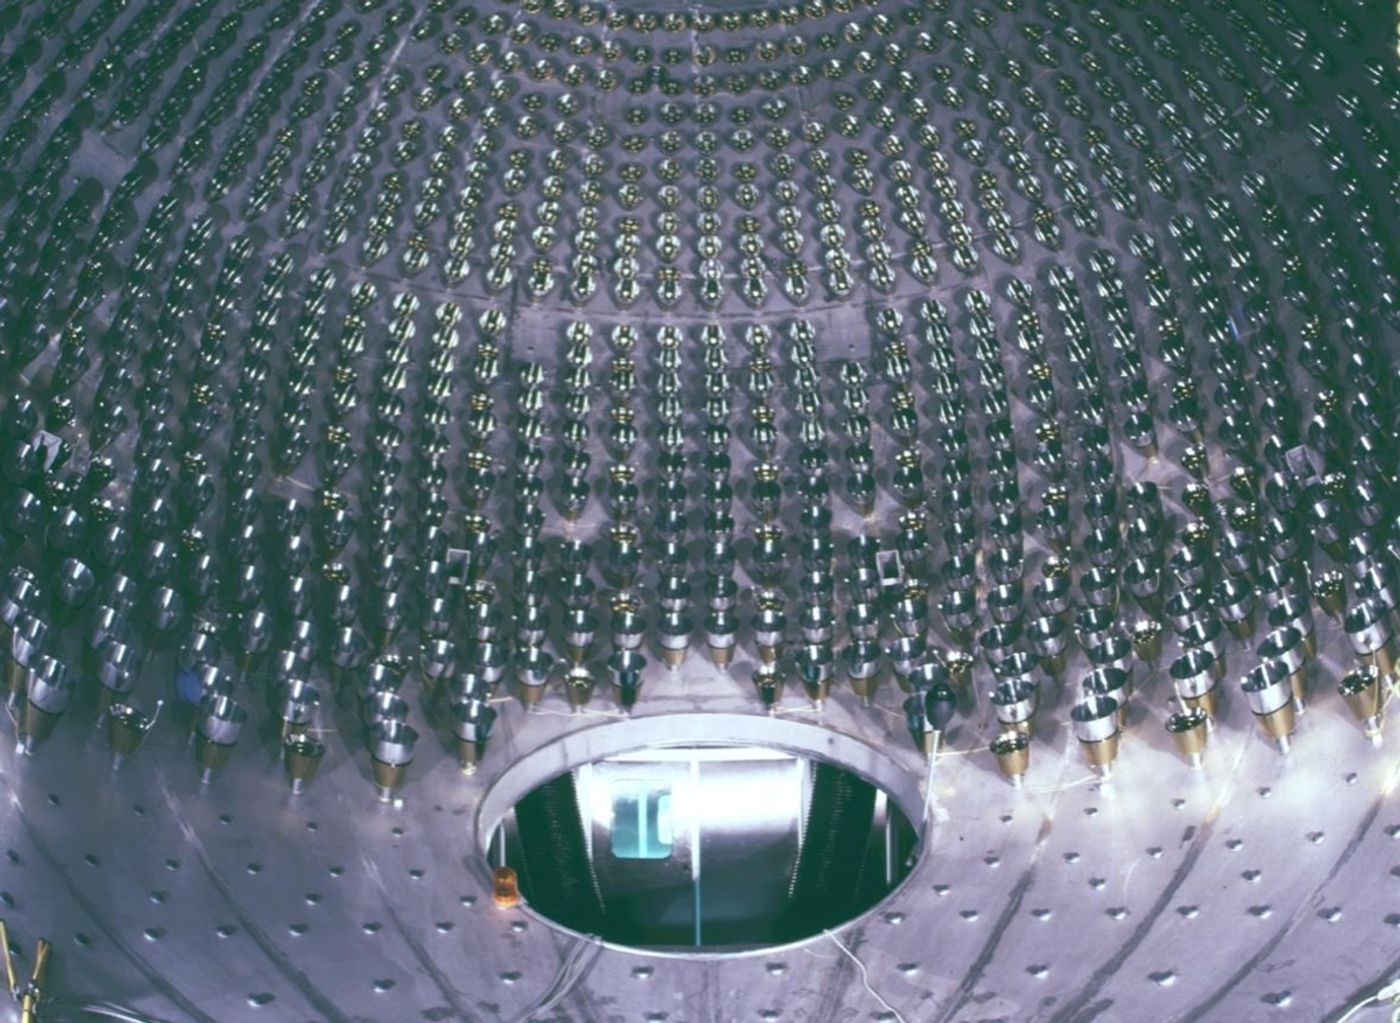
[{"x1": 0, "y1": 0, "x2": 1397, "y2": 1020}]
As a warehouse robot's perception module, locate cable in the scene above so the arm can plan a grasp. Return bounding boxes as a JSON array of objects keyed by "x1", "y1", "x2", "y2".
[
  {"x1": 1334, "y1": 977, "x2": 1400, "y2": 1023},
  {"x1": 46, "y1": 999, "x2": 177, "y2": 1023},
  {"x1": 822, "y1": 930, "x2": 908, "y2": 1023},
  {"x1": 1334, "y1": 994, "x2": 1376, "y2": 1023},
  {"x1": 507, "y1": 935, "x2": 603, "y2": 1023}
]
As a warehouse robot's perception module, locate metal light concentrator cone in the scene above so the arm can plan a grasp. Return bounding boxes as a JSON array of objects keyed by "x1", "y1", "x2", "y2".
[
  {"x1": 515, "y1": 646, "x2": 553, "y2": 709},
  {"x1": 194, "y1": 693, "x2": 247, "y2": 783},
  {"x1": 797, "y1": 643, "x2": 834, "y2": 709},
  {"x1": 277, "y1": 682, "x2": 320, "y2": 741},
  {"x1": 562, "y1": 609, "x2": 597, "y2": 666},
  {"x1": 1165, "y1": 708, "x2": 1210, "y2": 768},
  {"x1": 1169, "y1": 648, "x2": 1220, "y2": 726},
  {"x1": 1071, "y1": 692, "x2": 1122, "y2": 777},
  {"x1": 752, "y1": 665, "x2": 783, "y2": 713},
  {"x1": 752, "y1": 598, "x2": 786, "y2": 665},
  {"x1": 1344, "y1": 598, "x2": 1399, "y2": 680},
  {"x1": 606, "y1": 649, "x2": 646, "y2": 713},
  {"x1": 451, "y1": 699, "x2": 496, "y2": 772},
  {"x1": 1083, "y1": 666, "x2": 1131, "y2": 727},
  {"x1": 6, "y1": 614, "x2": 47, "y2": 711},
  {"x1": 1130, "y1": 620, "x2": 1163, "y2": 666},
  {"x1": 328, "y1": 626, "x2": 369, "y2": 697},
  {"x1": 943, "y1": 650, "x2": 975, "y2": 690},
  {"x1": 418, "y1": 638, "x2": 457, "y2": 698},
  {"x1": 1257, "y1": 624, "x2": 1310, "y2": 714},
  {"x1": 563, "y1": 666, "x2": 594, "y2": 711},
  {"x1": 1313, "y1": 570, "x2": 1346, "y2": 619},
  {"x1": 96, "y1": 638, "x2": 141, "y2": 720},
  {"x1": 283, "y1": 734, "x2": 325, "y2": 793},
  {"x1": 1338, "y1": 666, "x2": 1384, "y2": 744},
  {"x1": 1241, "y1": 659, "x2": 1298, "y2": 754},
  {"x1": 990, "y1": 679, "x2": 1037, "y2": 737},
  {"x1": 106, "y1": 700, "x2": 161, "y2": 768},
  {"x1": 21, "y1": 656, "x2": 73, "y2": 754},
  {"x1": 659, "y1": 611, "x2": 692, "y2": 669},
  {"x1": 842, "y1": 640, "x2": 881, "y2": 703},
  {"x1": 369, "y1": 719, "x2": 418, "y2": 801},
  {"x1": 704, "y1": 610, "x2": 738, "y2": 668},
  {"x1": 1027, "y1": 614, "x2": 1069, "y2": 676},
  {"x1": 991, "y1": 730, "x2": 1031, "y2": 787}
]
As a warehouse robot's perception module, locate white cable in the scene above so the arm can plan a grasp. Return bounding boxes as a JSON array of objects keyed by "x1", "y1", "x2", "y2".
[
  {"x1": 1334, "y1": 994, "x2": 1378, "y2": 1023},
  {"x1": 822, "y1": 930, "x2": 909, "y2": 1023},
  {"x1": 55, "y1": 999, "x2": 177, "y2": 1023},
  {"x1": 509, "y1": 934, "x2": 603, "y2": 1023},
  {"x1": 1335, "y1": 977, "x2": 1400, "y2": 1023},
  {"x1": 920, "y1": 745, "x2": 938, "y2": 826}
]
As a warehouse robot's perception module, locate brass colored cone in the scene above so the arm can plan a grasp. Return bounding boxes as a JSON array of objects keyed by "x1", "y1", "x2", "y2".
[
  {"x1": 944, "y1": 655, "x2": 974, "y2": 689},
  {"x1": 1315, "y1": 586, "x2": 1345, "y2": 620},
  {"x1": 194, "y1": 735, "x2": 234, "y2": 775},
  {"x1": 5, "y1": 660, "x2": 26, "y2": 699},
  {"x1": 564, "y1": 679, "x2": 594, "y2": 710},
  {"x1": 801, "y1": 677, "x2": 830, "y2": 709},
  {"x1": 1367, "y1": 639, "x2": 1399, "y2": 680},
  {"x1": 661, "y1": 645, "x2": 688, "y2": 669},
  {"x1": 1179, "y1": 684, "x2": 1219, "y2": 725},
  {"x1": 708, "y1": 644, "x2": 735, "y2": 668},
  {"x1": 107, "y1": 717, "x2": 146, "y2": 758},
  {"x1": 1133, "y1": 592, "x2": 1162, "y2": 617},
  {"x1": 991, "y1": 732, "x2": 1030, "y2": 786},
  {"x1": 1299, "y1": 628, "x2": 1318, "y2": 661},
  {"x1": 517, "y1": 681, "x2": 547, "y2": 708},
  {"x1": 1224, "y1": 616, "x2": 1255, "y2": 642},
  {"x1": 564, "y1": 643, "x2": 589, "y2": 665},
  {"x1": 329, "y1": 663, "x2": 356, "y2": 694},
  {"x1": 921, "y1": 729, "x2": 945, "y2": 760},
  {"x1": 753, "y1": 675, "x2": 782, "y2": 712},
  {"x1": 97, "y1": 686, "x2": 123, "y2": 719},
  {"x1": 284, "y1": 737, "x2": 324, "y2": 792},
  {"x1": 1341, "y1": 671, "x2": 1382, "y2": 722},
  {"x1": 849, "y1": 673, "x2": 878, "y2": 702},
  {"x1": 21, "y1": 704, "x2": 59, "y2": 746},
  {"x1": 371, "y1": 757, "x2": 408, "y2": 799},
  {"x1": 455, "y1": 737, "x2": 479, "y2": 773},
  {"x1": 1286, "y1": 668, "x2": 1308, "y2": 714},
  {"x1": 1340, "y1": 669, "x2": 1383, "y2": 742},
  {"x1": 1079, "y1": 732, "x2": 1120, "y2": 774},
  {"x1": 1166, "y1": 710, "x2": 1208, "y2": 767},
  {"x1": 757, "y1": 644, "x2": 780, "y2": 665},
  {"x1": 1005, "y1": 718, "x2": 1035, "y2": 739},
  {"x1": 1252, "y1": 702, "x2": 1297, "y2": 752},
  {"x1": 1130, "y1": 629, "x2": 1162, "y2": 665}
]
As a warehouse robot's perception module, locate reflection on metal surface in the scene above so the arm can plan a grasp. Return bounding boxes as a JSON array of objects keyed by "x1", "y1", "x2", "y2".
[
  {"x1": 0, "y1": 0, "x2": 1396, "y2": 1017},
  {"x1": 495, "y1": 745, "x2": 915, "y2": 950}
]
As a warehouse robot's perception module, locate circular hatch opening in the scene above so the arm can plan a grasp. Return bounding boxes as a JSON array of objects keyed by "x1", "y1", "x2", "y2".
[{"x1": 479, "y1": 714, "x2": 922, "y2": 952}]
